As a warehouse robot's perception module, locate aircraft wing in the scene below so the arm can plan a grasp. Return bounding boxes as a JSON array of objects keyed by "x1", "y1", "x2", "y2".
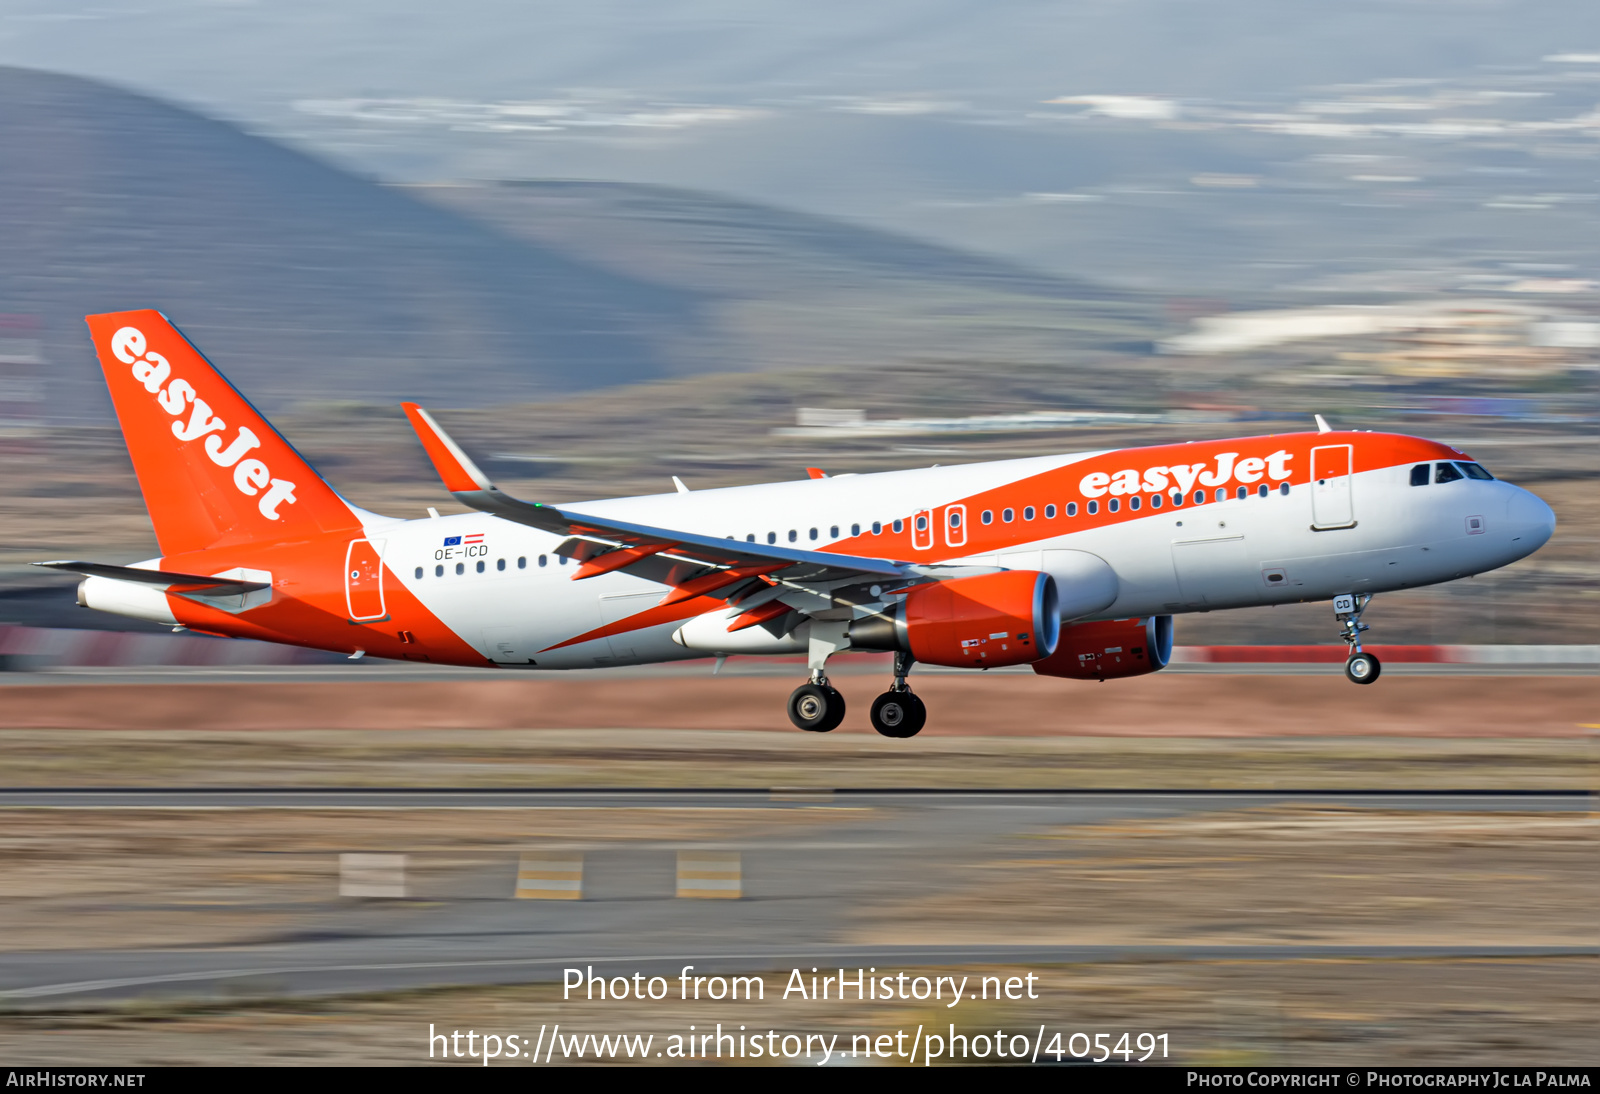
[
  {"x1": 33, "y1": 560, "x2": 271, "y2": 595},
  {"x1": 401, "y1": 403, "x2": 916, "y2": 599}
]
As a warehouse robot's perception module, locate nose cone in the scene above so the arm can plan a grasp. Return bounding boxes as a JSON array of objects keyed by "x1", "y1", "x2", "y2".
[{"x1": 1507, "y1": 487, "x2": 1556, "y2": 555}]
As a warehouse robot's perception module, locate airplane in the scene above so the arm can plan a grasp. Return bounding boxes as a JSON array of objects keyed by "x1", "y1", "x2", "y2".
[{"x1": 41, "y1": 310, "x2": 1556, "y2": 738}]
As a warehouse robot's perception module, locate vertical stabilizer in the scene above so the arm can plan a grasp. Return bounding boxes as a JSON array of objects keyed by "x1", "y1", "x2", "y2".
[{"x1": 85, "y1": 310, "x2": 361, "y2": 556}]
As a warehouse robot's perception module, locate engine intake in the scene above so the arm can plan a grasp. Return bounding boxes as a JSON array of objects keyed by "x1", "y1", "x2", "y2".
[
  {"x1": 1031, "y1": 616, "x2": 1173, "y2": 680},
  {"x1": 848, "y1": 570, "x2": 1059, "y2": 669}
]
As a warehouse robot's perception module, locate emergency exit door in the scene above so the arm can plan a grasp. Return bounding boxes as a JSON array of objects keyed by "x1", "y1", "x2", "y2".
[
  {"x1": 1310, "y1": 445, "x2": 1355, "y2": 529},
  {"x1": 345, "y1": 539, "x2": 387, "y2": 621}
]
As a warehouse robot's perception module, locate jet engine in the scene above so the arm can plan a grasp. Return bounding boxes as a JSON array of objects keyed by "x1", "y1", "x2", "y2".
[
  {"x1": 848, "y1": 570, "x2": 1059, "y2": 668},
  {"x1": 1030, "y1": 616, "x2": 1173, "y2": 680}
]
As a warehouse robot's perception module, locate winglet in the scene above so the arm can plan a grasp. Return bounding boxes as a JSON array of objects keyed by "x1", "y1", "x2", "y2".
[
  {"x1": 401, "y1": 402, "x2": 495, "y2": 493},
  {"x1": 805, "y1": 467, "x2": 828, "y2": 480}
]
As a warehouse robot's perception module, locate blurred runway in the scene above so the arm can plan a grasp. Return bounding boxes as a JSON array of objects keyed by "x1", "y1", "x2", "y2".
[{"x1": 1, "y1": 788, "x2": 1592, "y2": 1008}]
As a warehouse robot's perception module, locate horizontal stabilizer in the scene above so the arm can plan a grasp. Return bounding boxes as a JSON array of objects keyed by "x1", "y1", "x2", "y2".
[{"x1": 33, "y1": 560, "x2": 270, "y2": 596}]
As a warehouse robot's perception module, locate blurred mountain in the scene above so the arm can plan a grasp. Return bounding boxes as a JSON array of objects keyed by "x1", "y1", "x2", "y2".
[
  {"x1": 0, "y1": 67, "x2": 715, "y2": 418},
  {"x1": 6, "y1": 1, "x2": 1598, "y2": 297},
  {"x1": 0, "y1": 67, "x2": 1152, "y2": 423},
  {"x1": 417, "y1": 179, "x2": 1113, "y2": 300}
]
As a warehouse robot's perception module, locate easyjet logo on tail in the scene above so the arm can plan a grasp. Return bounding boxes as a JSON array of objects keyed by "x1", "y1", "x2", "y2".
[{"x1": 111, "y1": 326, "x2": 298, "y2": 520}]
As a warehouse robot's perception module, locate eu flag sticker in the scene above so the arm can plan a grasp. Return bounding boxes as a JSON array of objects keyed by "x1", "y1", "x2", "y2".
[{"x1": 443, "y1": 536, "x2": 462, "y2": 546}]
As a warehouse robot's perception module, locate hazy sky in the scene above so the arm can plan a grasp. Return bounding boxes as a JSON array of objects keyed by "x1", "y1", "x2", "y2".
[{"x1": 4, "y1": 0, "x2": 1595, "y2": 131}]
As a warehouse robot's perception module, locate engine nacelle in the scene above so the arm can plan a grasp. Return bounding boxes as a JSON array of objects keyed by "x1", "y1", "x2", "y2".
[
  {"x1": 848, "y1": 570, "x2": 1059, "y2": 668},
  {"x1": 1031, "y1": 616, "x2": 1173, "y2": 680}
]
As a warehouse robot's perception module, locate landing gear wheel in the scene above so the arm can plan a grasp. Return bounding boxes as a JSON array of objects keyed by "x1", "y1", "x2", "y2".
[
  {"x1": 1344, "y1": 652, "x2": 1381, "y2": 685},
  {"x1": 788, "y1": 682, "x2": 846, "y2": 732},
  {"x1": 870, "y1": 690, "x2": 926, "y2": 738}
]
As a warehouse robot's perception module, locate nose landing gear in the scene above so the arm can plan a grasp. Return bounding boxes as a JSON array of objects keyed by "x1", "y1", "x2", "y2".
[
  {"x1": 870, "y1": 651, "x2": 926, "y2": 738},
  {"x1": 1334, "y1": 593, "x2": 1381, "y2": 685}
]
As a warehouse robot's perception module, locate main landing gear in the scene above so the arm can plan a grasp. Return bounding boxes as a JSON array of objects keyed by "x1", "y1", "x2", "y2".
[
  {"x1": 787, "y1": 652, "x2": 928, "y2": 737},
  {"x1": 870, "y1": 652, "x2": 926, "y2": 739},
  {"x1": 1334, "y1": 593, "x2": 1381, "y2": 685},
  {"x1": 788, "y1": 676, "x2": 846, "y2": 732}
]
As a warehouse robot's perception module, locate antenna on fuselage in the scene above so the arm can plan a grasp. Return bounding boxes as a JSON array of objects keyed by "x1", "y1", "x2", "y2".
[{"x1": 1314, "y1": 414, "x2": 1333, "y2": 434}]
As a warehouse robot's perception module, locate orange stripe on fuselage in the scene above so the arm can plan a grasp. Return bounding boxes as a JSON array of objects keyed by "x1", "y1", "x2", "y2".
[{"x1": 815, "y1": 430, "x2": 1464, "y2": 563}]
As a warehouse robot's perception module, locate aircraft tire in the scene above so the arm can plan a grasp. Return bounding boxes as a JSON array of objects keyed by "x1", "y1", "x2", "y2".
[
  {"x1": 870, "y1": 690, "x2": 926, "y2": 738},
  {"x1": 789, "y1": 683, "x2": 846, "y2": 732},
  {"x1": 1344, "y1": 652, "x2": 1382, "y2": 685}
]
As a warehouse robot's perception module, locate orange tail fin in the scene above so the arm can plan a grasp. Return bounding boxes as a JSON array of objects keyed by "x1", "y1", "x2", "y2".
[{"x1": 85, "y1": 310, "x2": 362, "y2": 556}]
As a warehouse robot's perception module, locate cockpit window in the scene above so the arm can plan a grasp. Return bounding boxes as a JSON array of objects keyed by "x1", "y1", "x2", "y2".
[
  {"x1": 1457, "y1": 462, "x2": 1494, "y2": 481},
  {"x1": 1434, "y1": 462, "x2": 1464, "y2": 485},
  {"x1": 1410, "y1": 464, "x2": 1430, "y2": 487}
]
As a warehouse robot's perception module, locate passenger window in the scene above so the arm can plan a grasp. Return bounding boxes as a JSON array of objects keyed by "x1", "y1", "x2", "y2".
[
  {"x1": 435, "y1": 564, "x2": 444, "y2": 577},
  {"x1": 949, "y1": 511, "x2": 961, "y2": 528},
  {"x1": 1193, "y1": 491, "x2": 1205, "y2": 505},
  {"x1": 1128, "y1": 497, "x2": 1141, "y2": 511},
  {"x1": 1459, "y1": 462, "x2": 1494, "y2": 481},
  {"x1": 1257, "y1": 484, "x2": 1268, "y2": 498},
  {"x1": 809, "y1": 527, "x2": 818, "y2": 540},
  {"x1": 1086, "y1": 501, "x2": 1098, "y2": 515},
  {"x1": 1045, "y1": 504, "x2": 1056, "y2": 518},
  {"x1": 1002, "y1": 508, "x2": 1014, "y2": 522},
  {"x1": 851, "y1": 523, "x2": 861, "y2": 536},
  {"x1": 746, "y1": 534, "x2": 755, "y2": 542},
  {"x1": 788, "y1": 530, "x2": 798, "y2": 542},
  {"x1": 1278, "y1": 482, "x2": 1290, "y2": 496},
  {"x1": 1170, "y1": 490, "x2": 1183, "y2": 507},
  {"x1": 538, "y1": 555, "x2": 547, "y2": 567},
  {"x1": 1150, "y1": 494, "x2": 1162, "y2": 509},
  {"x1": 1023, "y1": 506, "x2": 1035, "y2": 520},
  {"x1": 1067, "y1": 502, "x2": 1078, "y2": 517},
  {"x1": 1434, "y1": 462, "x2": 1463, "y2": 484},
  {"x1": 1410, "y1": 464, "x2": 1430, "y2": 487},
  {"x1": 871, "y1": 522, "x2": 882, "y2": 535},
  {"x1": 981, "y1": 510, "x2": 993, "y2": 525},
  {"x1": 518, "y1": 557, "x2": 526, "y2": 569},
  {"x1": 476, "y1": 560, "x2": 485, "y2": 573},
  {"x1": 455, "y1": 562, "x2": 464, "y2": 575},
  {"x1": 915, "y1": 515, "x2": 927, "y2": 532},
  {"x1": 830, "y1": 525, "x2": 839, "y2": 538},
  {"x1": 414, "y1": 567, "x2": 423, "y2": 579},
  {"x1": 558, "y1": 555, "x2": 567, "y2": 565},
  {"x1": 1108, "y1": 498, "x2": 1120, "y2": 513},
  {"x1": 767, "y1": 532, "x2": 776, "y2": 544},
  {"x1": 893, "y1": 520, "x2": 904, "y2": 533},
  {"x1": 1236, "y1": 486, "x2": 1247, "y2": 500},
  {"x1": 1215, "y1": 489, "x2": 1227, "y2": 502},
  {"x1": 497, "y1": 558, "x2": 506, "y2": 571}
]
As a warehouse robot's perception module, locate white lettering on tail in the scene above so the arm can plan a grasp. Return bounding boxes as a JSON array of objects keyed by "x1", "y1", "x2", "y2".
[{"x1": 112, "y1": 325, "x2": 297, "y2": 521}]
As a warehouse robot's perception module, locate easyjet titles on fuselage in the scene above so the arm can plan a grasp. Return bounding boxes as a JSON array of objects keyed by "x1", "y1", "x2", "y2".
[{"x1": 1078, "y1": 449, "x2": 1294, "y2": 500}]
